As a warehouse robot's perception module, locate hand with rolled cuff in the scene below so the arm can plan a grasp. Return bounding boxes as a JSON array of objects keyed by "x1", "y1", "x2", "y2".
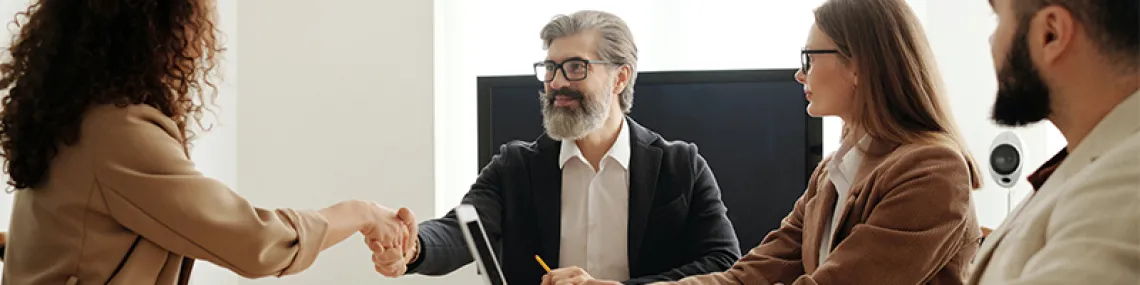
[
  {"x1": 541, "y1": 266, "x2": 622, "y2": 285},
  {"x1": 316, "y1": 201, "x2": 407, "y2": 250},
  {"x1": 366, "y1": 207, "x2": 419, "y2": 277}
]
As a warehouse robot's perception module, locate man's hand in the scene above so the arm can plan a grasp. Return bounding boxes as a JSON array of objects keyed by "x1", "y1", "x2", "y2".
[
  {"x1": 541, "y1": 266, "x2": 621, "y2": 285},
  {"x1": 395, "y1": 207, "x2": 419, "y2": 262},
  {"x1": 368, "y1": 237, "x2": 407, "y2": 277},
  {"x1": 581, "y1": 280, "x2": 622, "y2": 285}
]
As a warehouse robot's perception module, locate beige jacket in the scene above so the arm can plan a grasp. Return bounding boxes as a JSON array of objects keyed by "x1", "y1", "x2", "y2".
[
  {"x1": 2, "y1": 104, "x2": 330, "y2": 284},
  {"x1": 659, "y1": 139, "x2": 980, "y2": 285},
  {"x1": 969, "y1": 90, "x2": 1140, "y2": 285}
]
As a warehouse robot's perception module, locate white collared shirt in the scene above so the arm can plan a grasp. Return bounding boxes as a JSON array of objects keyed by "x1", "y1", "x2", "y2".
[
  {"x1": 558, "y1": 118, "x2": 631, "y2": 281},
  {"x1": 819, "y1": 135, "x2": 871, "y2": 265}
]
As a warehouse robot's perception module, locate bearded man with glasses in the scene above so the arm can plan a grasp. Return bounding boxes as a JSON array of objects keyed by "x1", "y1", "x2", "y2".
[{"x1": 370, "y1": 10, "x2": 742, "y2": 285}]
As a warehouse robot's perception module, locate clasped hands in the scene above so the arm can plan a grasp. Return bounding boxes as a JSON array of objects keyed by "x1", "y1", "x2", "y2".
[
  {"x1": 353, "y1": 205, "x2": 621, "y2": 285},
  {"x1": 358, "y1": 203, "x2": 419, "y2": 277}
]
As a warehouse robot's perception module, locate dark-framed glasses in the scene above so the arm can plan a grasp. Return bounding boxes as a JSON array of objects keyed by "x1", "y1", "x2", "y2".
[
  {"x1": 533, "y1": 58, "x2": 614, "y2": 82},
  {"x1": 801, "y1": 49, "x2": 840, "y2": 73}
]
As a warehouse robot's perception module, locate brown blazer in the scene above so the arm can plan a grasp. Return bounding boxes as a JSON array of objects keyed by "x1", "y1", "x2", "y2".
[
  {"x1": 2, "y1": 104, "x2": 330, "y2": 285},
  {"x1": 659, "y1": 139, "x2": 980, "y2": 285}
]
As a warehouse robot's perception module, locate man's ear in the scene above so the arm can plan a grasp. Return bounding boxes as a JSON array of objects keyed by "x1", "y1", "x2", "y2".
[
  {"x1": 613, "y1": 64, "x2": 632, "y2": 94},
  {"x1": 1035, "y1": 6, "x2": 1075, "y2": 65}
]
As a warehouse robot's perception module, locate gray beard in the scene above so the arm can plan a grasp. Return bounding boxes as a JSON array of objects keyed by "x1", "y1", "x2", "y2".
[{"x1": 539, "y1": 90, "x2": 612, "y2": 141}]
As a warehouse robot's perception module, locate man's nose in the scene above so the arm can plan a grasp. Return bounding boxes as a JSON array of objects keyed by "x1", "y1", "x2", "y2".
[{"x1": 549, "y1": 71, "x2": 571, "y2": 90}]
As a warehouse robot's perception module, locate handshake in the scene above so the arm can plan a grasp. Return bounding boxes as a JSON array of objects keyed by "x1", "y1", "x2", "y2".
[
  {"x1": 348, "y1": 201, "x2": 420, "y2": 278},
  {"x1": 341, "y1": 202, "x2": 627, "y2": 285}
]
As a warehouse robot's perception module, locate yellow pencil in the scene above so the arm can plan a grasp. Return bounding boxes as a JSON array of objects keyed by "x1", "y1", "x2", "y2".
[{"x1": 535, "y1": 255, "x2": 552, "y2": 272}]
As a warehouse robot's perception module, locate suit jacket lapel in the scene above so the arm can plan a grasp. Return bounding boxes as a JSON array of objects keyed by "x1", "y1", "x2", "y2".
[
  {"x1": 968, "y1": 197, "x2": 1027, "y2": 284},
  {"x1": 811, "y1": 139, "x2": 895, "y2": 271},
  {"x1": 830, "y1": 146, "x2": 888, "y2": 231},
  {"x1": 802, "y1": 173, "x2": 834, "y2": 273},
  {"x1": 531, "y1": 136, "x2": 564, "y2": 267},
  {"x1": 970, "y1": 168, "x2": 1065, "y2": 284},
  {"x1": 626, "y1": 118, "x2": 661, "y2": 269}
]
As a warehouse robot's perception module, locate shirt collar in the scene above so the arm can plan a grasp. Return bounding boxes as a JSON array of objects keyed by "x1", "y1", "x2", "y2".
[
  {"x1": 833, "y1": 135, "x2": 871, "y2": 171},
  {"x1": 1028, "y1": 149, "x2": 1068, "y2": 191},
  {"x1": 559, "y1": 118, "x2": 631, "y2": 170}
]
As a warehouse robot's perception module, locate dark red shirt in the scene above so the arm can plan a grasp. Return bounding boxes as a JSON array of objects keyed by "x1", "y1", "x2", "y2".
[{"x1": 1027, "y1": 149, "x2": 1069, "y2": 191}]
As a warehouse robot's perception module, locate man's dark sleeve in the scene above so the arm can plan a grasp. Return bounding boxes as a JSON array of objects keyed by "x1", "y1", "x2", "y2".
[
  {"x1": 625, "y1": 147, "x2": 742, "y2": 284},
  {"x1": 406, "y1": 144, "x2": 511, "y2": 275}
]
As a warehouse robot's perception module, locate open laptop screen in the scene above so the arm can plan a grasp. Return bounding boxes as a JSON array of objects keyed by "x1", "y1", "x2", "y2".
[{"x1": 457, "y1": 204, "x2": 507, "y2": 285}]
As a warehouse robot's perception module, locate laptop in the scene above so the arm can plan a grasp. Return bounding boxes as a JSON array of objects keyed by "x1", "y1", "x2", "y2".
[{"x1": 456, "y1": 204, "x2": 508, "y2": 285}]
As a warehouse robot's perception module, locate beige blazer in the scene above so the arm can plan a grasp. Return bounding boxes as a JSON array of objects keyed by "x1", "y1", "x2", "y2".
[
  {"x1": 659, "y1": 138, "x2": 981, "y2": 285},
  {"x1": 968, "y1": 90, "x2": 1140, "y2": 285},
  {"x1": 2, "y1": 105, "x2": 330, "y2": 285}
]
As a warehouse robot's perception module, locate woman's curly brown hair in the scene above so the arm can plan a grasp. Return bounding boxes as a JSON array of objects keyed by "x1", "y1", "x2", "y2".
[{"x1": 0, "y1": 0, "x2": 223, "y2": 190}]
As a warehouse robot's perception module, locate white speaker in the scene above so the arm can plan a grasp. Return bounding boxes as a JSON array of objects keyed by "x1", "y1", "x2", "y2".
[{"x1": 988, "y1": 131, "x2": 1024, "y2": 189}]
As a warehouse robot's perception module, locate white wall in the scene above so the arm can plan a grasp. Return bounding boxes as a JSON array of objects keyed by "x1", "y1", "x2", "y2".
[{"x1": 236, "y1": 0, "x2": 459, "y2": 284}]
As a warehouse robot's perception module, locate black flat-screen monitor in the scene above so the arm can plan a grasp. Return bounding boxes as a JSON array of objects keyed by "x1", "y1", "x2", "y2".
[{"x1": 476, "y1": 69, "x2": 823, "y2": 250}]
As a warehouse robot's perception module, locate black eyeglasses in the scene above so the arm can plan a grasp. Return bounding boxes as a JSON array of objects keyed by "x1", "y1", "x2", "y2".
[
  {"x1": 801, "y1": 49, "x2": 840, "y2": 73},
  {"x1": 533, "y1": 58, "x2": 615, "y2": 82}
]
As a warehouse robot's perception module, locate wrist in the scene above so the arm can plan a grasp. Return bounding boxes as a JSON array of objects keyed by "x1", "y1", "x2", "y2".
[
  {"x1": 346, "y1": 200, "x2": 375, "y2": 233},
  {"x1": 409, "y1": 235, "x2": 421, "y2": 262},
  {"x1": 407, "y1": 235, "x2": 426, "y2": 269}
]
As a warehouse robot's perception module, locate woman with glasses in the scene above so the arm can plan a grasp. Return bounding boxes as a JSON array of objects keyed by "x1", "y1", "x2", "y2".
[{"x1": 652, "y1": 0, "x2": 981, "y2": 284}]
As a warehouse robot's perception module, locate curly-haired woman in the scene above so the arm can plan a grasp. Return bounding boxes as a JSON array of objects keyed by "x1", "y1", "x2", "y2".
[{"x1": 0, "y1": 1, "x2": 415, "y2": 283}]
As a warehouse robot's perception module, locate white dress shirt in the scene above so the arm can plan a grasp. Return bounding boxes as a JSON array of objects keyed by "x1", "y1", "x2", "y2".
[
  {"x1": 558, "y1": 118, "x2": 631, "y2": 281},
  {"x1": 819, "y1": 135, "x2": 870, "y2": 265}
]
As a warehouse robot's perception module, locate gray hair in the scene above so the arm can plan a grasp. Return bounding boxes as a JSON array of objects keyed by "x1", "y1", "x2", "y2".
[{"x1": 540, "y1": 10, "x2": 638, "y2": 113}]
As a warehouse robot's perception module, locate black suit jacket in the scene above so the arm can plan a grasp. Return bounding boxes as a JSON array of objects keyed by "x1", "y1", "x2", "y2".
[{"x1": 407, "y1": 118, "x2": 741, "y2": 284}]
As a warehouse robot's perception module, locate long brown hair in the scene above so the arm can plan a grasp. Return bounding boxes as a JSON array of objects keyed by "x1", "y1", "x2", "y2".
[
  {"x1": 815, "y1": 0, "x2": 983, "y2": 188},
  {"x1": 0, "y1": 0, "x2": 222, "y2": 189}
]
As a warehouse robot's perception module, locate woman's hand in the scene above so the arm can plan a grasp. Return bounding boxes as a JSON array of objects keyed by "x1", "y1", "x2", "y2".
[
  {"x1": 358, "y1": 202, "x2": 410, "y2": 248},
  {"x1": 364, "y1": 206, "x2": 418, "y2": 277}
]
